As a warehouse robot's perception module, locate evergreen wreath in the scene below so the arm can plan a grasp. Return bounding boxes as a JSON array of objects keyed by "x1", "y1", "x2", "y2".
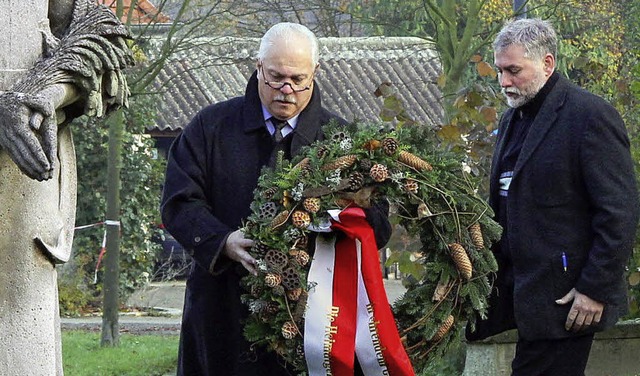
[{"x1": 241, "y1": 121, "x2": 502, "y2": 373}]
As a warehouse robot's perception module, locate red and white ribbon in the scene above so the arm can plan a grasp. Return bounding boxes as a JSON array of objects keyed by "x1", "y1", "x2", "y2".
[{"x1": 304, "y1": 207, "x2": 414, "y2": 376}]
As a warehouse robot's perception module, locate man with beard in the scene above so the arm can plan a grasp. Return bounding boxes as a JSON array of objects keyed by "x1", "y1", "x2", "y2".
[
  {"x1": 466, "y1": 18, "x2": 639, "y2": 376},
  {"x1": 161, "y1": 22, "x2": 390, "y2": 375}
]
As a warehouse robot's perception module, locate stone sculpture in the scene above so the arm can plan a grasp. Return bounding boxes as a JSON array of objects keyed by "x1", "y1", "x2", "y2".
[{"x1": 0, "y1": 1, "x2": 133, "y2": 374}]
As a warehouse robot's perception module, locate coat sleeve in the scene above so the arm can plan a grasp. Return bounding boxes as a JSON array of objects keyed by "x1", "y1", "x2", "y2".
[
  {"x1": 160, "y1": 111, "x2": 233, "y2": 274},
  {"x1": 575, "y1": 98, "x2": 640, "y2": 303}
]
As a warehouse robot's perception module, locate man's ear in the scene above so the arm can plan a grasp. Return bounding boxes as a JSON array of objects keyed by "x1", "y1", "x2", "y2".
[{"x1": 543, "y1": 53, "x2": 556, "y2": 76}]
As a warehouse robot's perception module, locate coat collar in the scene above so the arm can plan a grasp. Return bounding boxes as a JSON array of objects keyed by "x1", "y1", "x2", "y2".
[
  {"x1": 493, "y1": 74, "x2": 570, "y2": 179},
  {"x1": 242, "y1": 71, "x2": 326, "y2": 155}
]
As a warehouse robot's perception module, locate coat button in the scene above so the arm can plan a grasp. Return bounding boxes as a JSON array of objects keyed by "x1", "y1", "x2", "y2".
[{"x1": 194, "y1": 236, "x2": 201, "y2": 243}]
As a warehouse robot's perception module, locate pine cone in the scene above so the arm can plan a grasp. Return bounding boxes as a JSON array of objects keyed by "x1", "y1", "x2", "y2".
[
  {"x1": 258, "y1": 202, "x2": 278, "y2": 220},
  {"x1": 289, "y1": 249, "x2": 310, "y2": 267},
  {"x1": 294, "y1": 236, "x2": 308, "y2": 249},
  {"x1": 469, "y1": 223, "x2": 485, "y2": 249},
  {"x1": 293, "y1": 157, "x2": 310, "y2": 171},
  {"x1": 251, "y1": 284, "x2": 264, "y2": 298},
  {"x1": 432, "y1": 314, "x2": 455, "y2": 342},
  {"x1": 286, "y1": 287, "x2": 302, "y2": 301},
  {"x1": 291, "y1": 210, "x2": 311, "y2": 228},
  {"x1": 293, "y1": 291, "x2": 308, "y2": 323},
  {"x1": 303, "y1": 197, "x2": 321, "y2": 214},
  {"x1": 382, "y1": 137, "x2": 399, "y2": 156},
  {"x1": 348, "y1": 171, "x2": 365, "y2": 191},
  {"x1": 270, "y1": 210, "x2": 290, "y2": 229},
  {"x1": 320, "y1": 154, "x2": 358, "y2": 172},
  {"x1": 316, "y1": 145, "x2": 330, "y2": 159},
  {"x1": 398, "y1": 150, "x2": 433, "y2": 172},
  {"x1": 264, "y1": 273, "x2": 282, "y2": 288},
  {"x1": 404, "y1": 178, "x2": 419, "y2": 194},
  {"x1": 251, "y1": 242, "x2": 270, "y2": 257},
  {"x1": 281, "y1": 321, "x2": 299, "y2": 339},
  {"x1": 262, "y1": 301, "x2": 279, "y2": 315},
  {"x1": 369, "y1": 164, "x2": 389, "y2": 182},
  {"x1": 262, "y1": 186, "x2": 278, "y2": 199},
  {"x1": 448, "y1": 243, "x2": 473, "y2": 280},
  {"x1": 359, "y1": 158, "x2": 373, "y2": 171}
]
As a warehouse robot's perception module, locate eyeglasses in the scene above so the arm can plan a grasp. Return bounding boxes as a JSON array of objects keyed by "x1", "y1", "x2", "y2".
[{"x1": 259, "y1": 64, "x2": 313, "y2": 93}]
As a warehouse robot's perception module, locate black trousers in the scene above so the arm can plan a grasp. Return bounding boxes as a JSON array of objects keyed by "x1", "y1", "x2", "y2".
[{"x1": 512, "y1": 333, "x2": 595, "y2": 376}]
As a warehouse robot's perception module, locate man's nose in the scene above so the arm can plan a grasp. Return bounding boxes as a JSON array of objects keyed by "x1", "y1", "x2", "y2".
[
  {"x1": 279, "y1": 83, "x2": 294, "y2": 94},
  {"x1": 499, "y1": 73, "x2": 511, "y2": 87}
]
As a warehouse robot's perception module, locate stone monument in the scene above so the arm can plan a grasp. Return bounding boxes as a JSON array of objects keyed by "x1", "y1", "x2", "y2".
[{"x1": 0, "y1": 1, "x2": 133, "y2": 374}]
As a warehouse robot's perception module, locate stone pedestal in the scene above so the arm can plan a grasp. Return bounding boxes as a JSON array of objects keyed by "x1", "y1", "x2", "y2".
[{"x1": 463, "y1": 320, "x2": 640, "y2": 376}]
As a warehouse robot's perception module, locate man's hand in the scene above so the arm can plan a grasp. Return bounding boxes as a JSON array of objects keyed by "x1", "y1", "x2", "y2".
[
  {"x1": 0, "y1": 92, "x2": 57, "y2": 181},
  {"x1": 223, "y1": 229, "x2": 257, "y2": 276},
  {"x1": 555, "y1": 288, "x2": 604, "y2": 332}
]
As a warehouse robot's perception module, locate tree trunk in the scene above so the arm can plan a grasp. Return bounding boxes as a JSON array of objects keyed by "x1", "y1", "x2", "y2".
[{"x1": 101, "y1": 108, "x2": 124, "y2": 347}]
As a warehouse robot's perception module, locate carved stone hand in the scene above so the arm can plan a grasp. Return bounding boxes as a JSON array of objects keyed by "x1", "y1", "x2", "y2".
[{"x1": 0, "y1": 92, "x2": 57, "y2": 181}]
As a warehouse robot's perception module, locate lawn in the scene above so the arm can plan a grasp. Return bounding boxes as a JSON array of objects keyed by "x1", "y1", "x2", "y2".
[{"x1": 62, "y1": 331, "x2": 179, "y2": 376}]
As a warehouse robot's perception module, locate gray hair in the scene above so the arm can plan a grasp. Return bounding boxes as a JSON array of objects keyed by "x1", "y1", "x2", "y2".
[
  {"x1": 493, "y1": 18, "x2": 557, "y2": 61},
  {"x1": 258, "y1": 23, "x2": 319, "y2": 66}
]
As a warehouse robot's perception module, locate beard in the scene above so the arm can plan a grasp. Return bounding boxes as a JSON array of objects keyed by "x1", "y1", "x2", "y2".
[{"x1": 502, "y1": 71, "x2": 547, "y2": 108}]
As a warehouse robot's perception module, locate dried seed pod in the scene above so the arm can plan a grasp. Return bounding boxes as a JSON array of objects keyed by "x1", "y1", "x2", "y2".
[
  {"x1": 251, "y1": 284, "x2": 264, "y2": 298},
  {"x1": 303, "y1": 197, "x2": 321, "y2": 214},
  {"x1": 448, "y1": 243, "x2": 472, "y2": 280},
  {"x1": 382, "y1": 137, "x2": 399, "y2": 156},
  {"x1": 281, "y1": 321, "x2": 299, "y2": 339},
  {"x1": 264, "y1": 273, "x2": 282, "y2": 288},
  {"x1": 404, "y1": 178, "x2": 419, "y2": 194},
  {"x1": 432, "y1": 315, "x2": 455, "y2": 342},
  {"x1": 286, "y1": 287, "x2": 302, "y2": 301},
  {"x1": 281, "y1": 267, "x2": 301, "y2": 290},
  {"x1": 331, "y1": 131, "x2": 347, "y2": 142},
  {"x1": 334, "y1": 197, "x2": 353, "y2": 208},
  {"x1": 369, "y1": 164, "x2": 389, "y2": 182},
  {"x1": 270, "y1": 210, "x2": 290, "y2": 229},
  {"x1": 258, "y1": 202, "x2": 278, "y2": 220},
  {"x1": 320, "y1": 154, "x2": 357, "y2": 172},
  {"x1": 398, "y1": 150, "x2": 433, "y2": 172},
  {"x1": 265, "y1": 249, "x2": 288, "y2": 272},
  {"x1": 291, "y1": 210, "x2": 311, "y2": 228},
  {"x1": 469, "y1": 223, "x2": 485, "y2": 249},
  {"x1": 362, "y1": 139, "x2": 381, "y2": 151}
]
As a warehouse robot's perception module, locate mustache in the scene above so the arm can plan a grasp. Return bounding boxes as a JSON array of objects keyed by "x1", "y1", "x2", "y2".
[
  {"x1": 502, "y1": 87, "x2": 521, "y2": 96},
  {"x1": 274, "y1": 94, "x2": 297, "y2": 104}
]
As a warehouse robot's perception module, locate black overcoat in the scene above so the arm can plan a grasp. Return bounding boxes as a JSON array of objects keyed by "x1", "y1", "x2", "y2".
[
  {"x1": 468, "y1": 75, "x2": 639, "y2": 341},
  {"x1": 161, "y1": 72, "x2": 348, "y2": 375}
]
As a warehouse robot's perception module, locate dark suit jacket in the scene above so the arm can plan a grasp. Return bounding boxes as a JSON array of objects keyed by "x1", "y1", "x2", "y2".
[{"x1": 468, "y1": 75, "x2": 639, "y2": 341}]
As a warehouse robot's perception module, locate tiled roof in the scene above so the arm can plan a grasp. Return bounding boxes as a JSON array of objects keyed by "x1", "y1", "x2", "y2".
[
  {"x1": 99, "y1": 0, "x2": 170, "y2": 24},
  {"x1": 148, "y1": 36, "x2": 443, "y2": 133}
]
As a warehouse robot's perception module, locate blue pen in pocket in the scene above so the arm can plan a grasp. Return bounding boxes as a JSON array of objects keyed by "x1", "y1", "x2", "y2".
[{"x1": 561, "y1": 252, "x2": 568, "y2": 272}]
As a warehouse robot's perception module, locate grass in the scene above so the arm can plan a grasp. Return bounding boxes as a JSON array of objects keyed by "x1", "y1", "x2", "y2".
[{"x1": 62, "y1": 331, "x2": 179, "y2": 376}]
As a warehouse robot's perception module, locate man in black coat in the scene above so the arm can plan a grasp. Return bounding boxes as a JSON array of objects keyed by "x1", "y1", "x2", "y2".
[
  {"x1": 161, "y1": 23, "x2": 390, "y2": 375},
  {"x1": 466, "y1": 18, "x2": 639, "y2": 375}
]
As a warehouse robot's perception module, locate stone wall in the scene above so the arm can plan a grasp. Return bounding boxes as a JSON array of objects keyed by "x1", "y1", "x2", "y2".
[{"x1": 463, "y1": 320, "x2": 640, "y2": 376}]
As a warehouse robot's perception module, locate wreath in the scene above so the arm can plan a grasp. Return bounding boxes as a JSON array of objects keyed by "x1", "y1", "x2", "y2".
[{"x1": 241, "y1": 121, "x2": 502, "y2": 373}]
